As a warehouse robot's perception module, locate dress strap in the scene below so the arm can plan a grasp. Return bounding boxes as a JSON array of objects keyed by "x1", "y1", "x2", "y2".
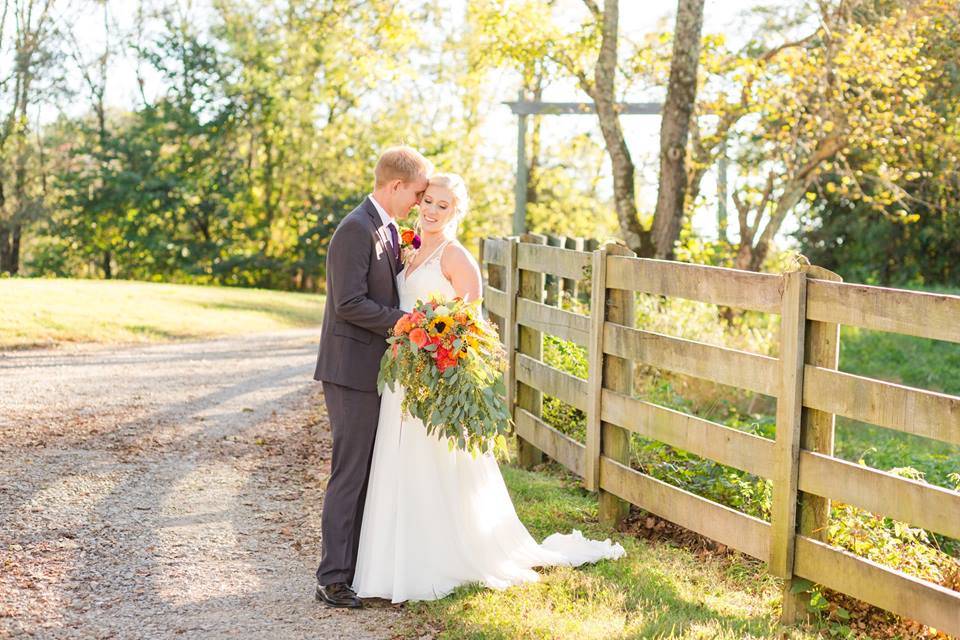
[
  {"x1": 406, "y1": 239, "x2": 453, "y2": 279},
  {"x1": 423, "y1": 239, "x2": 452, "y2": 264}
]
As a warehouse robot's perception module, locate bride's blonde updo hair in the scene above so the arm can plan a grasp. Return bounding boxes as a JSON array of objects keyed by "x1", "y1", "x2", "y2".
[{"x1": 428, "y1": 173, "x2": 470, "y2": 233}]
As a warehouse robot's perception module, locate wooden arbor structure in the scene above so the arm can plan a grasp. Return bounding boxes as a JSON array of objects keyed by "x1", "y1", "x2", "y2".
[{"x1": 504, "y1": 97, "x2": 662, "y2": 236}]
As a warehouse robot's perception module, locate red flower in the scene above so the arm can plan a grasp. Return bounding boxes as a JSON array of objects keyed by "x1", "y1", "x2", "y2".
[
  {"x1": 409, "y1": 310, "x2": 426, "y2": 326},
  {"x1": 437, "y1": 351, "x2": 460, "y2": 372},
  {"x1": 409, "y1": 328, "x2": 429, "y2": 348}
]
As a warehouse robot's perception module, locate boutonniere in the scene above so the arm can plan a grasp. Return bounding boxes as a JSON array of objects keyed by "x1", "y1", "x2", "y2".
[{"x1": 398, "y1": 226, "x2": 421, "y2": 265}]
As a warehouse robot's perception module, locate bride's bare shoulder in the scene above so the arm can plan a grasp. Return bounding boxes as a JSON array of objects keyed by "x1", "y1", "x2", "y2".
[
  {"x1": 441, "y1": 242, "x2": 479, "y2": 269},
  {"x1": 440, "y1": 241, "x2": 481, "y2": 279}
]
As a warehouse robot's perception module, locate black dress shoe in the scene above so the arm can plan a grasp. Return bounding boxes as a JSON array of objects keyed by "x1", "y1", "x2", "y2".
[{"x1": 315, "y1": 582, "x2": 363, "y2": 609}]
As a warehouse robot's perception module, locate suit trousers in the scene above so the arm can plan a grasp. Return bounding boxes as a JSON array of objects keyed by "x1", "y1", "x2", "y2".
[{"x1": 316, "y1": 381, "x2": 382, "y2": 586}]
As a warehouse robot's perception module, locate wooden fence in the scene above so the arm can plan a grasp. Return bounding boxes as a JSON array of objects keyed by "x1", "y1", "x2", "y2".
[{"x1": 479, "y1": 233, "x2": 960, "y2": 635}]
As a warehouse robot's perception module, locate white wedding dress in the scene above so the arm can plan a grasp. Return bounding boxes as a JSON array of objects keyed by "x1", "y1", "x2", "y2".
[{"x1": 352, "y1": 240, "x2": 625, "y2": 603}]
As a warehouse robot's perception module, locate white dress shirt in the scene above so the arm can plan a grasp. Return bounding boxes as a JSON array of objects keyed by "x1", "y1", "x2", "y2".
[{"x1": 369, "y1": 194, "x2": 397, "y2": 253}]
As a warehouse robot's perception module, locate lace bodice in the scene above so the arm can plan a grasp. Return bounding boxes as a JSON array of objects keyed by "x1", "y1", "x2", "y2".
[{"x1": 398, "y1": 241, "x2": 457, "y2": 312}]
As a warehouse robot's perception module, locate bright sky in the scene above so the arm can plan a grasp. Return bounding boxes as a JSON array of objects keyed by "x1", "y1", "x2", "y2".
[{"x1": 62, "y1": 0, "x2": 806, "y2": 244}]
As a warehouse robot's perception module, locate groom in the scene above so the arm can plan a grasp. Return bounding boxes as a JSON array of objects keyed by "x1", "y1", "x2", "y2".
[{"x1": 313, "y1": 146, "x2": 432, "y2": 608}]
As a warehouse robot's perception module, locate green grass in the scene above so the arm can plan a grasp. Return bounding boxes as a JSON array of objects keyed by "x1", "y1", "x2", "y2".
[
  {"x1": 0, "y1": 277, "x2": 323, "y2": 349},
  {"x1": 403, "y1": 463, "x2": 817, "y2": 640}
]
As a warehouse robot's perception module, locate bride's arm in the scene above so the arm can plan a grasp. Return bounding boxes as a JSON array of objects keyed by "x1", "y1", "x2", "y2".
[{"x1": 441, "y1": 243, "x2": 483, "y2": 302}]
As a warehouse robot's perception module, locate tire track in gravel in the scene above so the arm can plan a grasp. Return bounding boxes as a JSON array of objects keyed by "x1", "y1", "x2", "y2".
[{"x1": 0, "y1": 330, "x2": 407, "y2": 639}]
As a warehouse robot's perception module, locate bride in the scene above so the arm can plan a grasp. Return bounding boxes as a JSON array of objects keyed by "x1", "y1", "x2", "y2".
[{"x1": 352, "y1": 173, "x2": 625, "y2": 603}]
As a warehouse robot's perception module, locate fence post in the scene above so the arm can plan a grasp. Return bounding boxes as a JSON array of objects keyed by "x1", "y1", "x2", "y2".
[
  {"x1": 782, "y1": 265, "x2": 842, "y2": 623},
  {"x1": 484, "y1": 237, "x2": 506, "y2": 340},
  {"x1": 579, "y1": 239, "x2": 599, "y2": 304},
  {"x1": 769, "y1": 269, "x2": 809, "y2": 589},
  {"x1": 544, "y1": 234, "x2": 565, "y2": 307},
  {"x1": 584, "y1": 244, "x2": 608, "y2": 492},
  {"x1": 516, "y1": 233, "x2": 547, "y2": 469},
  {"x1": 598, "y1": 242, "x2": 635, "y2": 526},
  {"x1": 563, "y1": 236, "x2": 585, "y2": 301},
  {"x1": 502, "y1": 238, "x2": 520, "y2": 427}
]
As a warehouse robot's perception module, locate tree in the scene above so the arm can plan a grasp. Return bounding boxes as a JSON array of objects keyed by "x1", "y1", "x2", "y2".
[
  {"x1": 797, "y1": 0, "x2": 960, "y2": 286},
  {"x1": 0, "y1": 0, "x2": 59, "y2": 274},
  {"x1": 470, "y1": 0, "x2": 649, "y2": 252},
  {"x1": 651, "y1": 0, "x2": 705, "y2": 260}
]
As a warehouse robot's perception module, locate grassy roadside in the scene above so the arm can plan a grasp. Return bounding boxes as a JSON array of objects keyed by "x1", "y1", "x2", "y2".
[
  {"x1": 0, "y1": 277, "x2": 323, "y2": 349},
  {"x1": 402, "y1": 463, "x2": 817, "y2": 640}
]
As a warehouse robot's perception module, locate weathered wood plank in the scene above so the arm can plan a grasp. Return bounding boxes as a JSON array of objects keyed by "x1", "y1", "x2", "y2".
[
  {"x1": 482, "y1": 238, "x2": 510, "y2": 266},
  {"x1": 600, "y1": 388, "x2": 774, "y2": 478},
  {"x1": 482, "y1": 284, "x2": 508, "y2": 318},
  {"x1": 544, "y1": 235, "x2": 565, "y2": 306},
  {"x1": 517, "y1": 242, "x2": 592, "y2": 282},
  {"x1": 599, "y1": 456, "x2": 771, "y2": 562},
  {"x1": 798, "y1": 452, "x2": 960, "y2": 540},
  {"x1": 563, "y1": 237, "x2": 585, "y2": 298},
  {"x1": 803, "y1": 366, "x2": 960, "y2": 447},
  {"x1": 770, "y1": 270, "x2": 808, "y2": 579},
  {"x1": 485, "y1": 240, "x2": 506, "y2": 338},
  {"x1": 502, "y1": 239, "x2": 519, "y2": 414},
  {"x1": 584, "y1": 245, "x2": 607, "y2": 491},
  {"x1": 793, "y1": 536, "x2": 960, "y2": 637},
  {"x1": 807, "y1": 279, "x2": 960, "y2": 344},
  {"x1": 516, "y1": 298, "x2": 591, "y2": 347},
  {"x1": 785, "y1": 264, "x2": 843, "y2": 623},
  {"x1": 605, "y1": 256, "x2": 783, "y2": 314},
  {"x1": 514, "y1": 353, "x2": 588, "y2": 412},
  {"x1": 599, "y1": 243, "x2": 635, "y2": 526},
  {"x1": 515, "y1": 408, "x2": 586, "y2": 478},
  {"x1": 517, "y1": 234, "x2": 547, "y2": 468},
  {"x1": 602, "y1": 323, "x2": 780, "y2": 397}
]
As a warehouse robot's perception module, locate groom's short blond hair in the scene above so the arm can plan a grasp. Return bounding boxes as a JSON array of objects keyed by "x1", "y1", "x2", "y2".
[{"x1": 374, "y1": 146, "x2": 433, "y2": 188}]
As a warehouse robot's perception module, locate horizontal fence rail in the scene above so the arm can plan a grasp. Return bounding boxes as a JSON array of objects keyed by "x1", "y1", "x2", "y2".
[{"x1": 480, "y1": 234, "x2": 960, "y2": 636}]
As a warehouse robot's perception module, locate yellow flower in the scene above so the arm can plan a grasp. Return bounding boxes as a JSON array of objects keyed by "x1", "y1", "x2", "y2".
[{"x1": 428, "y1": 315, "x2": 454, "y2": 337}]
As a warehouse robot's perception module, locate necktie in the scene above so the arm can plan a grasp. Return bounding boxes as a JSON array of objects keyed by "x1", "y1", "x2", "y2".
[{"x1": 388, "y1": 222, "x2": 401, "y2": 271}]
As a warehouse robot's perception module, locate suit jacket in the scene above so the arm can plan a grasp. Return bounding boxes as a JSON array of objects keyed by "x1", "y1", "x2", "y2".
[{"x1": 314, "y1": 197, "x2": 406, "y2": 391}]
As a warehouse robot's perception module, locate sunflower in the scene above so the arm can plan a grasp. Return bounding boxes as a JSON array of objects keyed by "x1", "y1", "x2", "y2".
[{"x1": 428, "y1": 315, "x2": 454, "y2": 337}]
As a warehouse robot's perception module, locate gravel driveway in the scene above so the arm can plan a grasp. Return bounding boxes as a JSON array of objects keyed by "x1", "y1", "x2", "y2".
[{"x1": 0, "y1": 330, "x2": 407, "y2": 639}]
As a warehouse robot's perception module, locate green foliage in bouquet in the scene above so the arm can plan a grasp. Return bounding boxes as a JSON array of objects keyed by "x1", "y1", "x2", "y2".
[{"x1": 377, "y1": 296, "x2": 512, "y2": 456}]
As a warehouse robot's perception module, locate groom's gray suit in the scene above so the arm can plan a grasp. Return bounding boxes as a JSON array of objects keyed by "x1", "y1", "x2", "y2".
[{"x1": 314, "y1": 196, "x2": 405, "y2": 586}]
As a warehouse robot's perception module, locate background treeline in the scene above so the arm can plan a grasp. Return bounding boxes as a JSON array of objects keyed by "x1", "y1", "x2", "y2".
[{"x1": 1, "y1": 0, "x2": 958, "y2": 290}]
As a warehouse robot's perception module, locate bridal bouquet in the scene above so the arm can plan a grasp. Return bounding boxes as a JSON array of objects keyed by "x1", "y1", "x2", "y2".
[{"x1": 377, "y1": 296, "x2": 511, "y2": 456}]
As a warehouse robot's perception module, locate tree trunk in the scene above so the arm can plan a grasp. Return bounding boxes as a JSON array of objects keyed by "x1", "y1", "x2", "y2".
[
  {"x1": 0, "y1": 226, "x2": 9, "y2": 273},
  {"x1": 0, "y1": 223, "x2": 21, "y2": 274},
  {"x1": 590, "y1": 0, "x2": 649, "y2": 255},
  {"x1": 651, "y1": 0, "x2": 705, "y2": 260}
]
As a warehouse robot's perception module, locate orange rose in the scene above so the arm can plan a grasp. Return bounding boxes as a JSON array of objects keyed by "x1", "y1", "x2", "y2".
[
  {"x1": 400, "y1": 228, "x2": 416, "y2": 244},
  {"x1": 393, "y1": 314, "x2": 412, "y2": 335},
  {"x1": 409, "y1": 328, "x2": 429, "y2": 348}
]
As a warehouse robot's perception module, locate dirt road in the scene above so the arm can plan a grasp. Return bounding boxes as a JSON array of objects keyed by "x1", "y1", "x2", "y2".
[{"x1": 0, "y1": 331, "x2": 405, "y2": 639}]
